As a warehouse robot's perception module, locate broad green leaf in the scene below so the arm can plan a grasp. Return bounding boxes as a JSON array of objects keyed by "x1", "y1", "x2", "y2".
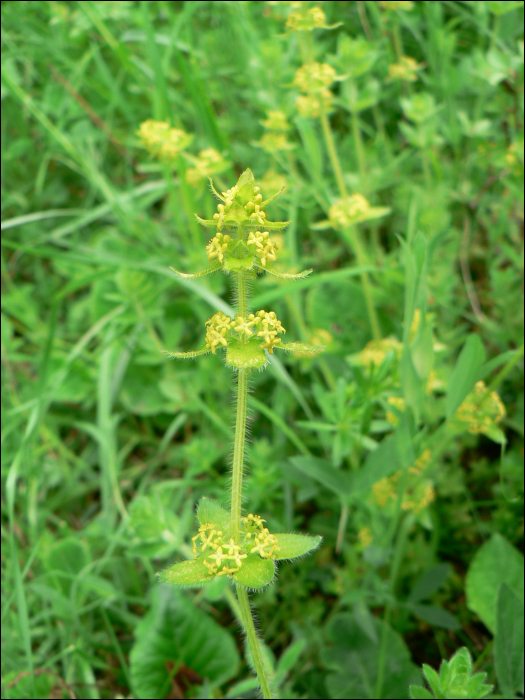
[
  {"x1": 232, "y1": 554, "x2": 275, "y2": 589},
  {"x1": 495, "y1": 583, "x2": 524, "y2": 697},
  {"x1": 226, "y1": 339, "x2": 267, "y2": 369},
  {"x1": 446, "y1": 335, "x2": 486, "y2": 419},
  {"x1": 322, "y1": 613, "x2": 421, "y2": 698},
  {"x1": 288, "y1": 456, "x2": 353, "y2": 499},
  {"x1": 130, "y1": 587, "x2": 239, "y2": 698},
  {"x1": 272, "y1": 533, "x2": 322, "y2": 560},
  {"x1": 196, "y1": 497, "x2": 230, "y2": 532},
  {"x1": 157, "y1": 558, "x2": 215, "y2": 587},
  {"x1": 235, "y1": 168, "x2": 255, "y2": 204},
  {"x1": 465, "y1": 533, "x2": 524, "y2": 633},
  {"x1": 409, "y1": 564, "x2": 452, "y2": 603},
  {"x1": 409, "y1": 604, "x2": 460, "y2": 630}
]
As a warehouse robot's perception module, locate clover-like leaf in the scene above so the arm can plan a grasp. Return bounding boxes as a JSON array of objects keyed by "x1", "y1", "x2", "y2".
[
  {"x1": 232, "y1": 554, "x2": 275, "y2": 589},
  {"x1": 157, "y1": 557, "x2": 215, "y2": 587},
  {"x1": 197, "y1": 497, "x2": 230, "y2": 532},
  {"x1": 272, "y1": 533, "x2": 322, "y2": 560}
]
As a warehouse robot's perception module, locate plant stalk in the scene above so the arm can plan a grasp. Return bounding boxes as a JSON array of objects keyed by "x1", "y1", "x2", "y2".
[{"x1": 230, "y1": 266, "x2": 273, "y2": 697}]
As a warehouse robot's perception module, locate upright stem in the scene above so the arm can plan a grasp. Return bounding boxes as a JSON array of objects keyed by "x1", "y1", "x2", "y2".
[
  {"x1": 230, "y1": 266, "x2": 273, "y2": 697},
  {"x1": 319, "y1": 98, "x2": 381, "y2": 340},
  {"x1": 230, "y1": 366, "x2": 248, "y2": 542},
  {"x1": 236, "y1": 584, "x2": 274, "y2": 699}
]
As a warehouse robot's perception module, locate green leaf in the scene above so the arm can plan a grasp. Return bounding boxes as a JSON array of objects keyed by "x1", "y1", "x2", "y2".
[
  {"x1": 495, "y1": 583, "x2": 524, "y2": 697},
  {"x1": 162, "y1": 345, "x2": 210, "y2": 360},
  {"x1": 232, "y1": 554, "x2": 275, "y2": 589},
  {"x1": 157, "y1": 558, "x2": 215, "y2": 587},
  {"x1": 277, "y1": 341, "x2": 325, "y2": 356},
  {"x1": 235, "y1": 168, "x2": 255, "y2": 204},
  {"x1": 223, "y1": 255, "x2": 255, "y2": 271},
  {"x1": 409, "y1": 685, "x2": 434, "y2": 699},
  {"x1": 466, "y1": 533, "x2": 524, "y2": 633},
  {"x1": 130, "y1": 587, "x2": 239, "y2": 697},
  {"x1": 272, "y1": 533, "x2": 322, "y2": 560},
  {"x1": 409, "y1": 564, "x2": 452, "y2": 602},
  {"x1": 322, "y1": 613, "x2": 421, "y2": 698},
  {"x1": 257, "y1": 265, "x2": 313, "y2": 280},
  {"x1": 422, "y1": 664, "x2": 444, "y2": 698},
  {"x1": 170, "y1": 263, "x2": 221, "y2": 278},
  {"x1": 446, "y1": 335, "x2": 486, "y2": 419},
  {"x1": 288, "y1": 456, "x2": 353, "y2": 499},
  {"x1": 44, "y1": 537, "x2": 90, "y2": 596},
  {"x1": 409, "y1": 604, "x2": 461, "y2": 630},
  {"x1": 226, "y1": 338, "x2": 268, "y2": 369},
  {"x1": 194, "y1": 213, "x2": 219, "y2": 228},
  {"x1": 196, "y1": 497, "x2": 230, "y2": 532}
]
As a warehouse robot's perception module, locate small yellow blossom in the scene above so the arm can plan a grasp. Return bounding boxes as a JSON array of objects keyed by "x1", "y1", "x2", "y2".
[
  {"x1": 232, "y1": 315, "x2": 258, "y2": 337},
  {"x1": 259, "y1": 132, "x2": 295, "y2": 153},
  {"x1": 206, "y1": 232, "x2": 232, "y2": 263},
  {"x1": 386, "y1": 396, "x2": 406, "y2": 426},
  {"x1": 205, "y1": 312, "x2": 233, "y2": 353},
  {"x1": 256, "y1": 310, "x2": 286, "y2": 353},
  {"x1": 186, "y1": 148, "x2": 227, "y2": 185},
  {"x1": 261, "y1": 110, "x2": 290, "y2": 131},
  {"x1": 357, "y1": 527, "x2": 373, "y2": 548},
  {"x1": 247, "y1": 230, "x2": 279, "y2": 266},
  {"x1": 380, "y1": 1, "x2": 414, "y2": 10},
  {"x1": 329, "y1": 194, "x2": 370, "y2": 227},
  {"x1": 455, "y1": 381, "x2": 506, "y2": 436},
  {"x1": 286, "y1": 6, "x2": 327, "y2": 31},
  {"x1": 409, "y1": 449, "x2": 432, "y2": 475},
  {"x1": 358, "y1": 337, "x2": 402, "y2": 367},
  {"x1": 294, "y1": 62, "x2": 337, "y2": 93},
  {"x1": 388, "y1": 56, "x2": 423, "y2": 82},
  {"x1": 296, "y1": 90, "x2": 334, "y2": 118},
  {"x1": 136, "y1": 119, "x2": 193, "y2": 160}
]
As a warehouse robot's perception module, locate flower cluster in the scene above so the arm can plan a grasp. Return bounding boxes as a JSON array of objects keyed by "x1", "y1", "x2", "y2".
[
  {"x1": 190, "y1": 513, "x2": 281, "y2": 579},
  {"x1": 242, "y1": 513, "x2": 281, "y2": 559},
  {"x1": 247, "y1": 230, "x2": 278, "y2": 267},
  {"x1": 206, "y1": 232, "x2": 232, "y2": 263},
  {"x1": 455, "y1": 381, "x2": 506, "y2": 436},
  {"x1": 293, "y1": 62, "x2": 337, "y2": 92},
  {"x1": 186, "y1": 148, "x2": 229, "y2": 185},
  {"x1": 286, "y1": 6, "x2": 327, "y2": 32},
  {"x1": 371, "y1": 449, "x2": 435, "y2": 515},
  {"x1": 192, "y1": 523, "x2": 248, "y2": 577},
  {"x1": 136, "y1": 119, "x2": 193, "y2": 160},
  {"x1": 388, "y1": 56, "x2": 424, "y2": 82},
  {"x1": 204, "y1": 310, "x2": 286, "y2": 355}
]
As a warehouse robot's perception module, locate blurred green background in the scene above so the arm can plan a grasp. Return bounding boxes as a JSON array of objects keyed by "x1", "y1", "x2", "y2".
[{"x1": 1, "y1": 1, "x2": 523, "y2": 698}]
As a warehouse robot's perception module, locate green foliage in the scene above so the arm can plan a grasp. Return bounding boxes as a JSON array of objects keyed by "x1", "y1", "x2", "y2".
[
  {"x1": 1, "y1": 0, "x2": 523, "y2": 698},
  {"x1": 409, "y1": 648, "x2": 493, "y2": 699}
]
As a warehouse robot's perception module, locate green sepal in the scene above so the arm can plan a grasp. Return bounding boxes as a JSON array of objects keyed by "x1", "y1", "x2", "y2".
[
  {"x1": 256, "y1": 265, "x2": 312, "y2": 280},
  {"x1": 232, "y1": 554, "x2": 275, "y2": 589},
  {"x1": 197, "y1": 497, "x2": 230, "y2": 533},
  {"x1": 224, "y1": 255, "x2": 255, "y2": 271},
  {"x1": 226, "y1": 339, "x2": 268, "y2": 369},
  {"x1": 236, "y1": 169, "x2": 255, "y2": 205},
  {"x1": 272, "y1": 533, "x2": 322, "y2": 561},
  {"x1": 170, "y1": 263, "x2": 221, "y2": 279},
  {"x1": 276, "y1": 342, "x2": 325, "y2": 357},
  {"x1": 157, "y1": 557, "x2": 215, "y2": 587},
  {"x1": 162, "y1": 346, "x2": 210, "y2": 360},
  {"x1": 195, "y1": 213, "x2": 220, "y2": 228},
  {"x1": 260, "y1": 185, "x2": 286, "y2": 209}
]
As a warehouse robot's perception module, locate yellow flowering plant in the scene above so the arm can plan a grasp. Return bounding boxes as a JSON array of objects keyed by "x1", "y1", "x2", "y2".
[{"x1": 160, "y1": 168, "x2": 323, "y2": 699}]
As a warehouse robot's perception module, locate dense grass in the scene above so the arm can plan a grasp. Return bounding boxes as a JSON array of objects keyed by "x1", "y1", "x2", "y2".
[{"x1": 1, "y1": 2, "x2": 523, "y2": 698}]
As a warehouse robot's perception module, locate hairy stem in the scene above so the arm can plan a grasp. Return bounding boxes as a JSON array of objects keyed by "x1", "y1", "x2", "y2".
[
  {"x1": 230, "y1": 366, "x2": 248, "y2": 542},
  {"x1": 236, "y1": 583, "x2": 274, "y2": 699}
]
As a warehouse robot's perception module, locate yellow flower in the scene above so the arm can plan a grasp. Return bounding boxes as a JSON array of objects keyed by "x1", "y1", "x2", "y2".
[
  {"x1": 386, "y1": 396, "x2": 406, "y2": 426},
  {"x1": 286, "y1": 6, "x2": 327, "y2": 31},
  {"x1": 136, "y1": 119, "x2": 193, "y2": 160},
  {"x1": 455, "y1": 381, "x2": 506, "y2": 436},
  {"x1": 261, "y1": 110, "x2": 290, "y2": 131},
  {"x1": 247, "y1": 230, "x2": 279, "y2": 266},
  {"x1": 358, "y1": 337, "x2": 402, "y2": 367},
  {"x1": 293, "y1": 62, "x2": 337, "y2": 93},
  {"x1": 255, "y1": 310, "x2": 286, "y2": 353},
  {"x1": 205, "y1": 312, "x2": 233, "y2": 353},
  {"x1": 388, "y1": 56, "x2": 423, "y2": 82},
  {"x1": 206, "y1": 232, "x2": 232, "y2": 263},
  {"x1": 296, "y1": 90, "x2": 334, "y2": 118}
]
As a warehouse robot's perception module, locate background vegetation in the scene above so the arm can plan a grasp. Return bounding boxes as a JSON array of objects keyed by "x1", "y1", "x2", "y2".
[{"x1": 1, "y1": 1, "x2": 523, "y2": 698}]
